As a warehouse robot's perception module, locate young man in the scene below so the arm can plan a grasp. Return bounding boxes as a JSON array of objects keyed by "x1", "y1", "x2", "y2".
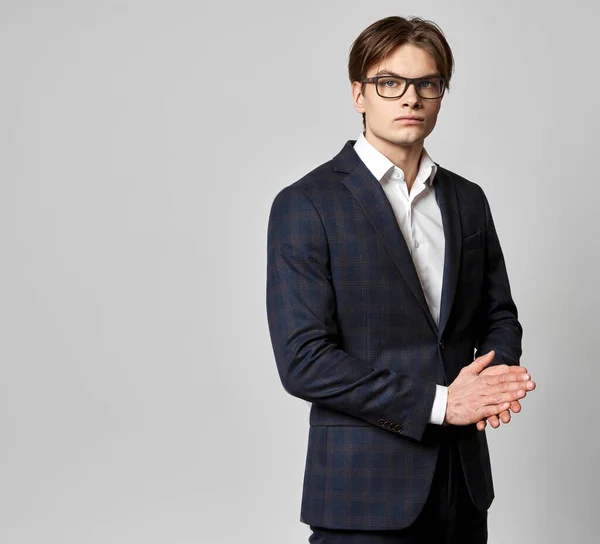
[{"x1": 266, "y1": 16, "x2": 535, "y2": 543}]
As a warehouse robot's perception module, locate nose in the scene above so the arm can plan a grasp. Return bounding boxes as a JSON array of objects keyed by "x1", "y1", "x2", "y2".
[{"x1": 401, "y1": 82, "x2": 422, "y2": 107}]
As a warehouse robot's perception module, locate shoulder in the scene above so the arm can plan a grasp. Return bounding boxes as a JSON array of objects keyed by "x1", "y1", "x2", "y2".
[
  {"x1": 267, "y1": 155, "x2": 349, "y2": 242},
  {"x1": 270, "y1": 145, "x2": 356, "y2": 213},
  {"x1": 437, "y1": 165, "x2": 485, "y2": 193},
  {"x1": 295, "y1": 158, "x2": 345, "y2": 193},
  {"x1": 437, "y1": 165, "x2": 490, "y2": 208}
]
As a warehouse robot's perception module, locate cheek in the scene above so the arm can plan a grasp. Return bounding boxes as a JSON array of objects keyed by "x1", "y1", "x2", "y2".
[
  {"x1": 364, "y1": 103, "x2": 383, "y2": 127},
  {"x1": 370, "y1": 101, "x2": 396, "y2": 125},
  {"x1": 425, "y1": 106, "x2": 440, "y2": 128}
]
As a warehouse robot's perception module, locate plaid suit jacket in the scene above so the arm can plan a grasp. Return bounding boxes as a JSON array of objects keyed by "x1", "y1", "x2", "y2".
[{"x1": 266, "y1": 140, "x2": 522, "y2": 531}]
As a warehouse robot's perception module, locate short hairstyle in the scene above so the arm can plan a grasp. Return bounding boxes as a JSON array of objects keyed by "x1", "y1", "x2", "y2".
[{"x1": 348, "y1": 16, "x2": 455, "y2": 127}]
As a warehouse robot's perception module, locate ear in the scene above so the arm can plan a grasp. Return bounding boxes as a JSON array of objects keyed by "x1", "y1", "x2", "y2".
[{"x1": 352, "y1": 81, "x2": 365, "y2": 114}]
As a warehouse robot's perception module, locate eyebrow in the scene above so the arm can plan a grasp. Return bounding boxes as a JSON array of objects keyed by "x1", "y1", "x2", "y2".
[{"x1": 373, "y1": 70, "x2": 442, "y2": 78}]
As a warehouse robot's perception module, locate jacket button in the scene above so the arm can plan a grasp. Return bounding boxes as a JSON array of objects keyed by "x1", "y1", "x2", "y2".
[
  {"x1": 439, "y1": 340, "x2": 445, "y2": 350},
  {"x1": 394, "y1": 424, "x2": 402, "y2": 433},
  {"x1": 377, "y1": 419, "x2": 385, "y2": 426}
]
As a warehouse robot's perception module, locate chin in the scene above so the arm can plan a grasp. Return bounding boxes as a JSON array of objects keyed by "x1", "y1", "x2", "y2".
[
  {"x1": 388, "y1": 135, "x2": 424, "y2": 146},
  {"x1": 369, "y1": 128, "x2": 426, "y2": 148}
]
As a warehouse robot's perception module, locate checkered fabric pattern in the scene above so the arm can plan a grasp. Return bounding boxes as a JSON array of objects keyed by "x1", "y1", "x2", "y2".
[{"x1": 266, "y1": 141, "x2": 522, "y2": 531}]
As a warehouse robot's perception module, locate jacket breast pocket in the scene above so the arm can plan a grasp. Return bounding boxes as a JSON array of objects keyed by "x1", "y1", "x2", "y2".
[{"x1": 462, "y1": 230, "x2": 482, "y2": 254}]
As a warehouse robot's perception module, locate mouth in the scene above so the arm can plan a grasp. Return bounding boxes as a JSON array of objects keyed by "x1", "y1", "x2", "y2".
[{"x1": 395, "y1": 116, "x2": 424, "y2": 124}]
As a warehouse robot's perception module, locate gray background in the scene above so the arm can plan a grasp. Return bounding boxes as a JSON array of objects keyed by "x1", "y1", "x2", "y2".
[{"x1": 0, "y1": 0, "x2": 596, "y2": 542}]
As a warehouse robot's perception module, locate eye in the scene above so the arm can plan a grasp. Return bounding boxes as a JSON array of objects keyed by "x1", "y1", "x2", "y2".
[
  {"x1": 418, "y1": 79, "x2": 444, "y2": 91},
  {"x1": 381, "y1": 78, "x2": 400, "y2": 87}
]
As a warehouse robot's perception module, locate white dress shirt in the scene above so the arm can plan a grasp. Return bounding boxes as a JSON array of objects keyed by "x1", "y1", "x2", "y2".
[{"x1": 353, "y1": 133, "x2": 448, "y2": 425}]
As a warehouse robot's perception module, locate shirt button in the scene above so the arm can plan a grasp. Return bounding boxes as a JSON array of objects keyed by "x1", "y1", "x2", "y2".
[
  {"x1": 414, "y1": 241, "x2": 419, "y2": 248},
  {"x1": 394, "y1": 172, "x2": 400, "y2": 178}
]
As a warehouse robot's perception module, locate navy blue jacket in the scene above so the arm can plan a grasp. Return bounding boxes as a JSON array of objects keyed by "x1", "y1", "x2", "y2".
[{"x1": 266, "y1": 140, "x2": 522, "y2": 531}]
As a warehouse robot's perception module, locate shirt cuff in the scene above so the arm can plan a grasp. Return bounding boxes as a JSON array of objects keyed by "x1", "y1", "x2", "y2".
[{"x1": 428, "y1": 385, "x2": 448, "y2": 425}]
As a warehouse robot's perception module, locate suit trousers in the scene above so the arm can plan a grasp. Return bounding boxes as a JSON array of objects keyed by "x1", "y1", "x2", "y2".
[{"x1": 308, "y1": 431, "x2": 488, "y2": 543}]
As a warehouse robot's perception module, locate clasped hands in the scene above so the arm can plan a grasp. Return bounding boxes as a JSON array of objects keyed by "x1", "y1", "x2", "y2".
[{"x1": 444, "y1": 350, "x2": 536, "y2": 431}]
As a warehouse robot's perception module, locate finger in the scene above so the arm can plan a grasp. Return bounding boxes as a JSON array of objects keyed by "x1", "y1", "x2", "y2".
[
  {"x1": 477, "y1": 419, "x2": 487, "y2": 431},
  {"x1": 481, "y1": 365, "x2": 528, "y2": 379},
  {"x1": 466, "y1": 350, "x2": 495, "y2": 375},
  {"x1": 485, "y1": 372, "x2": 531, "y2": 386},
  {"x1": 499, "y1": 410, "x2": 511, "y2": 424},
  {"x1": 481, "y1": 365, "x2": 528, "y2": 377},
  {"x1": 488, "y1": 415, "x2": 501, "y2": 429},
  {"x1": 509, "y1": 400, "x2": 521, "y2": 413},
  {"x1": 489, "y1": 380, "x2": 536, "y2": 395},
  {"x1": 484, "y1": 389, "x2": 527, "y2": 406},
  {"x1": 479, "y1": 402, "x2": 511, "y2": 419}
]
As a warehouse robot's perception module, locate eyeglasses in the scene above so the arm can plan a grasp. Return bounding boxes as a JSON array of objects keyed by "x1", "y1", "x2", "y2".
[{"x1": 360, "y1": 75, "x2": 446, "y2": 100}]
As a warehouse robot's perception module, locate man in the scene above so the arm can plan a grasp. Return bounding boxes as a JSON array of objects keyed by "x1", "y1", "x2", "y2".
[{"x1": 266, "y1": 16, "x2": 535, "y2": 543}]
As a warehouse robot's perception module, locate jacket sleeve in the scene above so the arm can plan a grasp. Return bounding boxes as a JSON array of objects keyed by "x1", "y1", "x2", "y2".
[
  {"x1": 266, "y1": 185, "x2": 436, "y2": 441},
  {"x1": 474, "y1": 187, "x2": 523, "y2": 367}
]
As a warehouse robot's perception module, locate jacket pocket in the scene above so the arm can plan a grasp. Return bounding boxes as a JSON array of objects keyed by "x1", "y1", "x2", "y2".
[{"x1": 462, "y1": 230, "x2": 482, "y2": 253}]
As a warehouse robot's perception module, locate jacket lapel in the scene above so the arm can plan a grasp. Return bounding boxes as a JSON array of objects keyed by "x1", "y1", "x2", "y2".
[
  {"x1": 334, "y1": 141, "x2": 464, "y2": 339},
  {"x1": 434, "y1": 167, "x2": 462, "y2": 339},
  {"x1": 336, "y1": 143, "x2": 438, "y2": 334}
]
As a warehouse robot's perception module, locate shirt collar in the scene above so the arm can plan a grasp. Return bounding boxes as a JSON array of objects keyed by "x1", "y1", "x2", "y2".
[{"x1": 353, "y1": 132, "x2": 437, "y2": 186}]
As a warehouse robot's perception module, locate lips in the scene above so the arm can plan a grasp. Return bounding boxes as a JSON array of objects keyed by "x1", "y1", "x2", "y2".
[{"x1": 395, "y1": 116, "x2": 424, "y2": 121}]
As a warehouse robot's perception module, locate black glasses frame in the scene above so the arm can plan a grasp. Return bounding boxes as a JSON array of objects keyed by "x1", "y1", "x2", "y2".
[{"x1": 360, "y1": 75, "x2": 446, "y2": 99}]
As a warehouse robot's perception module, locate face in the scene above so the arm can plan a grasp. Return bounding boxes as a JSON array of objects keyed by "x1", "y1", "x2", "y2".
[{"x1": 352, "y1": 44, "x2": 443, "y2": 151}]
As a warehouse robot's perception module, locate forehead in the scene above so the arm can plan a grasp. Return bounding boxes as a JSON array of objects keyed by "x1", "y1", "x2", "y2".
[{"x1": 367, "y1": 44, "x2": 439, "y2": 78}]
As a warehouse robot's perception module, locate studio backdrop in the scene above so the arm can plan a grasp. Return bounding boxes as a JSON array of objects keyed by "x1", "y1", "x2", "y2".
[{"x1": 0, "y1": 1, "x2": 597, "y2": 543}]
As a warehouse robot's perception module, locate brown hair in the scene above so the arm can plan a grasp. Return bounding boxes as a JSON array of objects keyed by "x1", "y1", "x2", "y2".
[{"x1": 348, "y1": 16, "x2": 455, "y2": 127}]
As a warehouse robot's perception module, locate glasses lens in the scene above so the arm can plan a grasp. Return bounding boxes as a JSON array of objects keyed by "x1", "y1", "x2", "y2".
[
  {"x1": 415, "y1": 78, "x2": 445, "y2": 98},
  {"x1": 376, "y1": 77, "x2": 445, "y2": 98},
  {"x1": 376, "y1": 77, "x2": 407, "y2": 98}
]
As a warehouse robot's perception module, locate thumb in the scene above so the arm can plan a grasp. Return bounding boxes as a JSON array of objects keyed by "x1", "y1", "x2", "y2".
[{"x1": 466, "y1": 350, "x2": 495, "y2": 375}]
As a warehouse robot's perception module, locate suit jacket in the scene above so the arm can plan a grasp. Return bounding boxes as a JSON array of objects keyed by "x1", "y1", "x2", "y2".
[{"x1": 265, "y1": 140, "x2": 522, "y2": 531}]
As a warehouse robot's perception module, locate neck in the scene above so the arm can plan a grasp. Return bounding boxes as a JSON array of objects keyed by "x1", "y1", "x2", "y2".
[{"x1": 364, "y1": 130, "x2": 424, "y2": 192}]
